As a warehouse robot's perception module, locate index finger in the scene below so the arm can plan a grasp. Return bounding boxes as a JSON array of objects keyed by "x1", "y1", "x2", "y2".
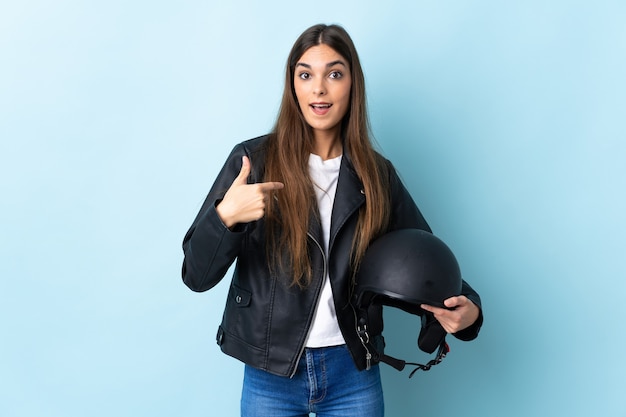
[
  {"x1": 420, "y1": 304, "x2": 443, "y2": 314},
  {"x1": 258, "y1": 181, "x2": 285, "y2": 192}
]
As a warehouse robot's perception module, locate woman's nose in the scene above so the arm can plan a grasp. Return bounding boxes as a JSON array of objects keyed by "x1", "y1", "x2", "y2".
[{"x1": 313, "y1": 80, "x2": 326, "y2": 95}]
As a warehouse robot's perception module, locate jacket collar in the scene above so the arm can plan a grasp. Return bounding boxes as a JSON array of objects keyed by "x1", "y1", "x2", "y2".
[{"x1": 329, "y1": 153, "x2": 365, "y2": 249}]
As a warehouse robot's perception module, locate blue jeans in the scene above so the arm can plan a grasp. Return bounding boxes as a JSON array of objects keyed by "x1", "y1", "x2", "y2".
[{"x1": 241, "y1": 345, "x2": 384, "y2": 417}]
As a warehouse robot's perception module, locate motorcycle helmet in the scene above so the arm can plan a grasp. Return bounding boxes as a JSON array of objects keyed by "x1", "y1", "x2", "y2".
[{"x1": 354, "y1": 228, "x2": 463, "y2": 375}]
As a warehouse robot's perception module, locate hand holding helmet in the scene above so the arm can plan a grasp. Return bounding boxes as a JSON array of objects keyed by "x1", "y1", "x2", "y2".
[{"x1": 421, "y1": 295, "x2": 480, "y2": 334}]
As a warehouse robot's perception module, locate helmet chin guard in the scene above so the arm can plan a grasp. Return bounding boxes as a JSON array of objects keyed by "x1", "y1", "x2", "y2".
[{"x1": 354, "y1": 228, "x2": 463, "y2": 376}]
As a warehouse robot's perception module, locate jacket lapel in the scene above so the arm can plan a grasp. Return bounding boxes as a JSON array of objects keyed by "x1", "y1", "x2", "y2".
[{"x1": 329, "y1": 155, "x2": 365, "y2": 249}]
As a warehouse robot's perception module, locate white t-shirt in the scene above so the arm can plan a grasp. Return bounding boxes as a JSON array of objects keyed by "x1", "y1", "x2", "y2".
[{"x1": 305, "y1": 153, "x2": 346, "y2": 348}]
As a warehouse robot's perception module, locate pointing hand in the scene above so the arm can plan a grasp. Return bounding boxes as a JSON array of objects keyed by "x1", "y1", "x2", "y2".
[{"x1": 216, "y1": 156, "x2": 284, "y2": 228}]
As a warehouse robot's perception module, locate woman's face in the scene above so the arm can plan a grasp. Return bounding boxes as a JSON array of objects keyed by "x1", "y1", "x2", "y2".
[{"x1": 293, "y1": 44, "x2": 352, "y2": 139}]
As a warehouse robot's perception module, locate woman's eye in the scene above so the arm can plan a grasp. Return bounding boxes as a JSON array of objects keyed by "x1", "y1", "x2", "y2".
[
  {"x1": 329, "y1": 71, "x2": 343, "y2": 79},
  {"x1": 298, "y1": 72, "x2": 310, "y2": 80}
]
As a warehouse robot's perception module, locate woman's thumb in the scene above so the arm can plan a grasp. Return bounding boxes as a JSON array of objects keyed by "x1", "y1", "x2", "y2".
[{"x1": 233, "y1": 155, "x2": 251, "y2": 185}]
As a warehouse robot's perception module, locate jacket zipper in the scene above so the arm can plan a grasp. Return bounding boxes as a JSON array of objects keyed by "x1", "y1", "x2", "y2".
[{"x1": 290, "y1": 232, "x2": 327, "y2": 378}]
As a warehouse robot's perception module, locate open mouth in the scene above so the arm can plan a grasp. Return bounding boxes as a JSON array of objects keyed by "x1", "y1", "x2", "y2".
[
  {"x1": 310, "y1": 103, "x2": 332, "y2": 115},
  {"x1": 311, "y1": 103, "x2": 332, "y2": 109}
]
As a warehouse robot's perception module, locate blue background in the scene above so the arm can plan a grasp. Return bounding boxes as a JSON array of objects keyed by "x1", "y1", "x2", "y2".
[{"x1": 1, "y1": 1, "x2": 625, "y2": 416}]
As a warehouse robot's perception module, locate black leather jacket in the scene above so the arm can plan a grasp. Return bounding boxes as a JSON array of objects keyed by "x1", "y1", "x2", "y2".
[{"x1": 182, "y1": 135, "x2": 482, "y2": 377}]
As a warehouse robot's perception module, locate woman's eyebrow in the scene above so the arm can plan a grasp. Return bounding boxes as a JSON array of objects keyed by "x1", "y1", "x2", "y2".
[
  {"x1": 296, "y1": 60, "x2": 347, "y2": 69},
  {"x1": 325, "y1": 60, "x2": 347, "y2": 68}
]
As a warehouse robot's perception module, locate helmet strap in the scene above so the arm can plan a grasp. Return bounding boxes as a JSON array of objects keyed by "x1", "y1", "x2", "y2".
[
  {"x1": 406, "y1": 340, "x2": 450, "y2": 378},
  {"x1": 357, "y1": 309, "x2": 450, "y2": 377}
]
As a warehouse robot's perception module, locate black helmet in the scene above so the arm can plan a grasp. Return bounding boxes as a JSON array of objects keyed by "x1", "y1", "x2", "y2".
[
  {"x1": 354, "y1": 228, "x2": 463, "y2": 376},
  {"x1": 355, "y1": 228, "x2": 462, "y2": 314}
]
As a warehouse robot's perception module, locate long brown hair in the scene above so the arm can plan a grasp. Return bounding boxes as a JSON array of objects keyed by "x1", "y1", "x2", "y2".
[{"x1": 264, "y1": 24, "x2": 390, "y2": 287}]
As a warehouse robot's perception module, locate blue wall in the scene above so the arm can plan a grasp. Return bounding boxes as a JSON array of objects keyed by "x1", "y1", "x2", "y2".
[{"x1": 1, "y1": 1, "x2": 624, "y2": 416}]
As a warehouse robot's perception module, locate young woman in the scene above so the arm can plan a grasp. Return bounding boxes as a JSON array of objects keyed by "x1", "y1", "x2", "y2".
[{"x1": 182, "y1": 24, "x2": 482, "y2": 417}]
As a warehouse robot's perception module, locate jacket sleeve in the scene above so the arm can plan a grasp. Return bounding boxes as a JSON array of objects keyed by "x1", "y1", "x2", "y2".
[
  {"x1": 387, "y1": 161, "x2": 483, "y2": 341},
  {"x1": 181, "y1": 143, "x2": 249, "y2": 292}
]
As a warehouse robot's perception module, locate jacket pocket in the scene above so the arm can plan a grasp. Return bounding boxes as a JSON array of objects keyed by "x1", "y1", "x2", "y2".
[
  {"x1": 230, "y1": 284, "x2": 251, "y2": 307},
  {"x1": 221, "y1": 284, "x2": 252, "y2": 335}
]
